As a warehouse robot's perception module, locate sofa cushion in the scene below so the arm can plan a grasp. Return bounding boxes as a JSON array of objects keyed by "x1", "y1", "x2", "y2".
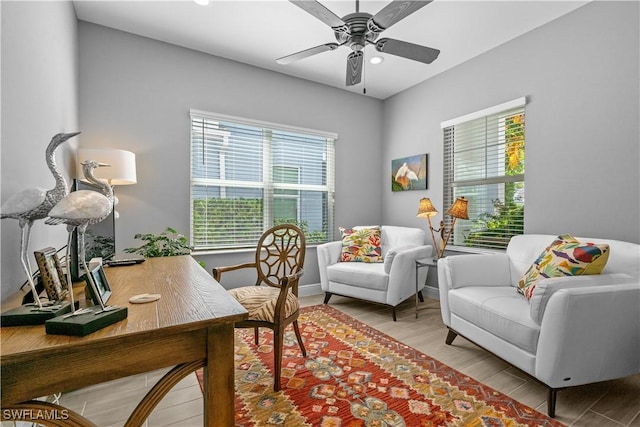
[
  {"x1": 326, "y1": 262, "x2": 389, "y2": 292},
  {"x1": 339, "y1": 226, "x2": 383, "y2": 263},
  {"x1": 518, "y1": 234, "x2": 610, "y2": 300},
  {"x1": 448, "y1": 286, "x2": 540, "y2": 354}
]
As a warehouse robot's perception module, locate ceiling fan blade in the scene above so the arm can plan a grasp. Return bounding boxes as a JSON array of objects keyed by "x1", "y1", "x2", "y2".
[
  {"x1": 368, "y1": 0, "x2": 432, "y2": 33},
  {"x1": 375, "y1": 38, "x2": 440, "y2": 64},
  {"x1": 289, "y1": 0, "x2": 348, "y2": 33},
  {"x1": 346, "y1": 51, "x2": 363, "y2": 86},
  {"x1": 277, "y1": 43, "x2": 340, "y2": 65}
]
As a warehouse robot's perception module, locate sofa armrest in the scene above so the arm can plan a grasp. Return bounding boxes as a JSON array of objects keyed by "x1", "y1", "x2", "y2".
[
  {"x1": 386, "y1": 245, "x2": 433, "y2": 305},
  {"x1": 438, "y1": 253, "x2": 512, "y2": 290},
  {"x1": 535, "y1": 280, "x2": 640, "y2": 388},
  {"x1": 317, "y1": 241, "x2": 342, "y2": 291},
  {"x1": 437, "y1": 253, "x2": 511, "y2": 327},
  {"x1": 530, "y1": 273, "x2": 635, "y2": 324}
]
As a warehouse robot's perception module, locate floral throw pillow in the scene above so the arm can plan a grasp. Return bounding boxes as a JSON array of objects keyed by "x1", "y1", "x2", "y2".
[
  {"x1": 339, "y1": 226, "x2": 383, "y2": 263},
  {"x1": 518, "y1": 234, "x2": 610, "y2": 300}
]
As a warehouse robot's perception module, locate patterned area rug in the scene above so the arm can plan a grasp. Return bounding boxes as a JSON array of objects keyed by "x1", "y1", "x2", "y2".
[{"x1": 197, "y1": 304, "x2": 563, "y2": 426}]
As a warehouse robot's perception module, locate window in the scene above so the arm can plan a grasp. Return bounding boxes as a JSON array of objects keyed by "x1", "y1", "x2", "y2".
[
  {"x1": 441, "y1": 98, "x2": 526, "y2": 250},
  {"x1": 190, "y1": 110, "x2": 336, "y2": 250}
]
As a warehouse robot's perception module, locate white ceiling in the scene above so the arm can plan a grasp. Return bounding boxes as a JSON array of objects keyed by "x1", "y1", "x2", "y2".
[{"x1": 73, "y1": 0, "x2": 589, "y2": 99}]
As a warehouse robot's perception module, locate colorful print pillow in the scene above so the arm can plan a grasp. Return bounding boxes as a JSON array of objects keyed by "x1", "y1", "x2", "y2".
[
  {"x1": 339, "y1": 226, "x2": 383, "y2": 263},
  {"x1": 518, "y1": 234, "x2": 610, "y2": 300}
]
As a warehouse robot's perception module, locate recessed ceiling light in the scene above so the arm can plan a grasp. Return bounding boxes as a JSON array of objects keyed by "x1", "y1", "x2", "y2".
[
  {"x1": 193, "y1": 0, "x2": 210, "y2": 5},
  {"x1": 369, "y1": 56, "x2": 384, "y2": 65}
]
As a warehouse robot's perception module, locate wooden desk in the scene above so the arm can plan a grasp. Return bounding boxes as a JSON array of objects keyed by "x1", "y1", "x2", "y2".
[{"x1": 1, "y1": 255, "x2": 248, "y2": 426}]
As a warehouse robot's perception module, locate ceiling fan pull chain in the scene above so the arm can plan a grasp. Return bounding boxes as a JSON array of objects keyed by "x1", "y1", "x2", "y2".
[{"x1": 363, "y1": 49, "x2": 367, "y2": 95}]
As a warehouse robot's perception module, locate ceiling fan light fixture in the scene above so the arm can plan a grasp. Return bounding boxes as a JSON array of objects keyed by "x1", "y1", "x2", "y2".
[
  {"x1": 193, "y1": 0, "x2": 210, "y2": 6},
  {"x1": 370, "y1": 56, "x2": 384, "y2": 65}
]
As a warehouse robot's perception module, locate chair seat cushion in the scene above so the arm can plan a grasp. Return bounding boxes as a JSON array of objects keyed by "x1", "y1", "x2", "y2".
[
  {"x1": 229, "y1": 286, "x2": 299, "y2": 322},
  {"x1": 448, "y1": 286, "x2": 540, "y2": 354},
  {"x1": 326, "y1": 262, "x2": 389, "y2": 291}
]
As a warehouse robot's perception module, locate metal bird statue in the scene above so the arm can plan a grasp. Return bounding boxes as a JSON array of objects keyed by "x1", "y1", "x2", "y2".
[
  {"x1": 46, "y1": 160, "x2": 118, "y2": 315},
  {"x1": 1, "y1": 131, "x2": 81, "y2": 309}
]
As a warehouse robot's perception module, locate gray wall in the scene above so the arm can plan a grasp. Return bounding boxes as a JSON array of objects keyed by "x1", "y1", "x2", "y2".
[
  {"x1": 77, "y1": 22, "x2": 384, "y2": 290},
  {"x1": 1, "y1": 1, "x2": 80, "y2": 301},
  {"x1": 382, "y1": 1, "x2": 640, "y2": 244}
]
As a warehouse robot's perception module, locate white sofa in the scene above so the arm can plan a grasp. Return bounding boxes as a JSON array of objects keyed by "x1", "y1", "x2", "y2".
[
  {"x1": 438, "y1": 234, "x2": 640, "y2": 417},
  {"x1": 317, "y1": 225, "x2": 432, "y2": 320}
]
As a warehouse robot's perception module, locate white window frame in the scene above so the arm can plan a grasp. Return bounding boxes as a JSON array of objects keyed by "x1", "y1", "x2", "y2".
[
  {"x1": 441, "y1": 97, "x2": 526, "y2": 251},
  {"x1": 189, "y1": 109, "x2": 336, "y2": 251}
]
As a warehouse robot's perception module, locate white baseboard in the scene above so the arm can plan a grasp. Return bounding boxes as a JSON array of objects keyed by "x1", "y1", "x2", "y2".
[
  {"x1": 300, "y1": 283, "x2": 441, "y2": 300},
  {"x1": 423, "y1": 286, "x2": 440, "y2": 300},
  {"x1": 299, "y1": 283, "x2": 323, "y2": 297}
]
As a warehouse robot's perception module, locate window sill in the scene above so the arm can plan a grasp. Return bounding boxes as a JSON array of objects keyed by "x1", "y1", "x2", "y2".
[
  {"x1": 192, "y1": 243, "x2": 324, "y2": 257},
  {"x1": 444, "y1": 245, "x2": 506, "y2": 255}
]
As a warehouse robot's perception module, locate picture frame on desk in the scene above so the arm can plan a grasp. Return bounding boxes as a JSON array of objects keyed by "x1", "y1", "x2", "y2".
[
  {"x1": 84, "y1": 263, "x2": 112, "y2": 305},
  {"x1": 34, "y1": 247, "x2": 69, "y2": 302}
]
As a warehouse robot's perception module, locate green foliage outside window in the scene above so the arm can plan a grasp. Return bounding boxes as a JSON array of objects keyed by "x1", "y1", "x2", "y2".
[
  {"x1": 192, "y1": 198, "x2": 327, "y2": 247},
  {"x1": 464, "y1": 113, "x2": 525, "y2": 249},
  {"x1": 274, "y1": 218, "x2": 327, "y2": 243}
]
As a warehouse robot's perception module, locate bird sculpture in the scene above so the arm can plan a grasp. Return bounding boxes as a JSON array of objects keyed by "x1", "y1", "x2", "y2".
[
  {"x1": 46, "y1": 160, "x2": 118, "y2": 315},
  {"x1": 1, "y1": 131, "x2": 81, "y2": 310}
]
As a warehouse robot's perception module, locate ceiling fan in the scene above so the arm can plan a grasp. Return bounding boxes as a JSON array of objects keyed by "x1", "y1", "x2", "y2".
[{"x1": 277, "y1": 0, "x2": 440, "y2": 87}]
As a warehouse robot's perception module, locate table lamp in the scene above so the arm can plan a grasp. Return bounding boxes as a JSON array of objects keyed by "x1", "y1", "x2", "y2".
[{"x1": 417, "y1": 196, "x2": 468, "y2": 258}]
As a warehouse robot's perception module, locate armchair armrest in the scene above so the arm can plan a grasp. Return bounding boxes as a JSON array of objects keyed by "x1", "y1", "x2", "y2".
[
  {"x1": 317, "y1": 241, "x2": 342, "y2": 291},
  {"x1": 212, "y1": 262, "x2": 256, "y2": 282},
  {"x1": 385, "y1": 245, "x2": 433, "y2": 305}
]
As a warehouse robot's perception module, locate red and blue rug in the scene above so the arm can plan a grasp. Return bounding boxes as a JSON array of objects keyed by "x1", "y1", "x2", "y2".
[{"x1": 197, "y1": 304, "x2": 563, "y2": 426}]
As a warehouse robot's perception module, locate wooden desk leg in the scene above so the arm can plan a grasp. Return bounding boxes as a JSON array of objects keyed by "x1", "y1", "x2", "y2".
[{"x1": 205, "y1": 324, "x2": 235, "y2": 427}]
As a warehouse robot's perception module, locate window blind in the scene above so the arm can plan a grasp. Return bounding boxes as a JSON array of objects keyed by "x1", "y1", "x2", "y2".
[
  {"x1": 190, "y1": 110, "x2": 336, "y2": 250},
  {"x1": 442, "y1": 99, "x2": 526, "y2": 250}
]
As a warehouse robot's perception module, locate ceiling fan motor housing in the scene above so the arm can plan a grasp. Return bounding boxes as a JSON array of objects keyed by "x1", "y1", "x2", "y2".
[{"x1": 334, "y1": 12, "x2": 379, "y2": 52}]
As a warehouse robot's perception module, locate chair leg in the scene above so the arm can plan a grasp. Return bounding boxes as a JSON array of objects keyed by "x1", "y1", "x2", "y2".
[
  {"x1": 254, "y1": 327, "x2": 259, "y2": 345},
  {"x1": 292, "y1": 320, "x2": 307, "y2": 357},
  {"x1": 323, "y1": 292, "x2": 332, "y2": 304},
  {"x1": 392, "y1": 306, "x2": 397, "y2": 322},
  {"x1": 548, "y1": 388, "x2": 558, "y2": 418},
  {"x1": 418, "y1": 290, "x2": 424, "y2": 302},
  {"x1": 445, "y1": 328, "x2": 457, "y2": 345},
  {"x1": 273, "y1": 326, "x2": 284, "y2": 391}
]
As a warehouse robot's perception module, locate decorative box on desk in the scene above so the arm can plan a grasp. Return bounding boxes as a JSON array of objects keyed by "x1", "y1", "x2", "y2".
[
  {"x1": 45, "y1": 305, "x2": 128, "y2": 336},
  {"x1": 0, "y1": 302, "x2": 73, "y2": 326}
]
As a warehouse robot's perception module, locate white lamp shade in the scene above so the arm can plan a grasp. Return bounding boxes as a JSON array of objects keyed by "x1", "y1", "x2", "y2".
[{"x1": 76, "y1": 148, "x2": 137, "y2": 185}]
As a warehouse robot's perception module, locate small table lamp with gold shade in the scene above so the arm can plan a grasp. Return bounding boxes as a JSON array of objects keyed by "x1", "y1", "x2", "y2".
[{"x1": 417, "y1": 196, "x2": 469, "y2": 258}]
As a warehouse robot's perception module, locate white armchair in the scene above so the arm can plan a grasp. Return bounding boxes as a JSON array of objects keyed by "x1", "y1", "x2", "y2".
[{"x1": 317, "y1": 225, "x2": 433, "y2": 320}]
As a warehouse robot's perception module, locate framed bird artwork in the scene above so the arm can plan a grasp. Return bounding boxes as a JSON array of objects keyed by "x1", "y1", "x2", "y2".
[{"x1": 391, "y1": 154, "x2": 428, "y2": 191}]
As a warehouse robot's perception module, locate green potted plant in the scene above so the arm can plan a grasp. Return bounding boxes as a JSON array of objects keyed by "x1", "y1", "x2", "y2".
[{"x1": 124, "y1": 227, "x2": 204, "y2": 267}]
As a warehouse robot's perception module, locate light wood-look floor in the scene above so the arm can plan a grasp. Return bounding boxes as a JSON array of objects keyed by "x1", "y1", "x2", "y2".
[{"x1": 8, "y1": 295, "x2": 639, "y2": 427}]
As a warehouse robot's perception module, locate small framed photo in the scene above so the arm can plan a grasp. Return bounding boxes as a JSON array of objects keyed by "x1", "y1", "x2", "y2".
[
  {"x1": 34, "y1": 247, "x2": 69, "y2": 302},
  {"x1": 84, "y1": 263, "x2": 112, "y2": 305}
]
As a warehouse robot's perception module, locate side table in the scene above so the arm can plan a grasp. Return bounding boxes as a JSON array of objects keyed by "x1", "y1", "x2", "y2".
[{"x1": 415, "y1": 257, "x2": 438, "y2": 318}]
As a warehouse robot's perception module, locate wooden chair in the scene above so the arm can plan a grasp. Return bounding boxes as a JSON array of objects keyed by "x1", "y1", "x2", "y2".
[{"x1": 212, "y1": 224, "x2": 307, "y2": 391}]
